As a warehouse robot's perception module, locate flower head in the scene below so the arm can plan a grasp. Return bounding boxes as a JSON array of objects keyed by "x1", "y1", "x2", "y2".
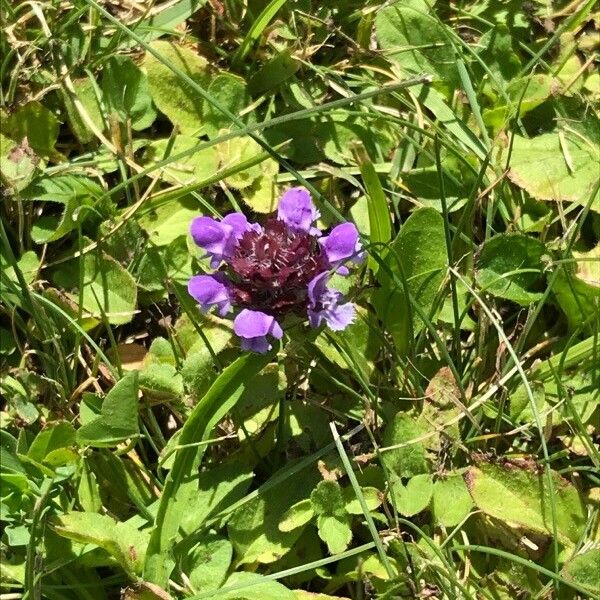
[{"x1": 188, "y1": 187, "x2": 363, "y2": 352}]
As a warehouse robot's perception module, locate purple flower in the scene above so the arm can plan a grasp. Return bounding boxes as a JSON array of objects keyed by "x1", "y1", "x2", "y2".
[
  {"x1": 187, "y1": 273, "x2": 231, "y2": 316},
  {"x1": 188, "y1": 187, "x2": 362, "y2": 352},
  {"x1": 190, "y1": 212, "x2": 257, "y2": 267},
  {"x1": 307, "y1": 272, "x2": 355, "y2": 331},
  {"x1": 319, "y1": 222, "x2": 364, "y2": 275},
  {"x1": 233, "y1": 309, "x2": 283, "y2": 354},
  {"x1": 277, "y1": 187, "x2": 321, "y2": 235}
]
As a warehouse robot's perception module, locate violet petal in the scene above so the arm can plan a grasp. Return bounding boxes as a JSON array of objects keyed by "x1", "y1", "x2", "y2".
[
  {"x1": 277, "y1": 187, "x2": 320, "y2": 234},
  {"x1": 233, "y1": 309, "x2": 283, "y2": 353},
  {"x1": 319, "y1": 222, "x2": 363, "y2": 267},
  {"x1": 307, "y1": 272, "x2": 355, "y2": 331},
  {"x1": 188, "y1": 274, "x2": 232, "y2": 316}
]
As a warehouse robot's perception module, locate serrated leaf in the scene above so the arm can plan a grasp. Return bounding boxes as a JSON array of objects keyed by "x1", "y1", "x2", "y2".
[
  {"x1": 203, "y1": 72, "x2": 248, "y2": 138},
  {"x1": 51, "y1": 512, "x2": 149, "y2": 576},
  {"x1": 180, "y1": 535, "x2": 232, "y2": 593},
  {"x1": 310, "y1": 480, "x2": 346, "y2": 517},
  {"x1": 139, "y1": 362, "x2": 183, "y2": 400},
  {"x1": 561, "y1": 549, "x2": 600, "y2": 595},
  {"x1": 144, "y1": 41, "x2": 209, "y2": 134},
  {"x1": 4, "y1": 101, "x2": 59, "y2": 157},
  {"x1": 316, "y1": 514, "x2": 352, "y2": 555}
]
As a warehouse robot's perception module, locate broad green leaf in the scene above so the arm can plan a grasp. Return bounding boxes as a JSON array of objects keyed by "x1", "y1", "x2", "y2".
[
  {"x1": 143, "y1": 41, "x2": 209, "y2": 134},
  {"x1": 217, "y1": 572, "x2": 296, "y2": 600},
  {"x1": 180, "y1": 460, "x2": 254, "y2": 532},
  {"x1": 248, "y1": 48, "x2": 300, "y2": 94},
  {"x1": 27, "y1": 422, "x2": 76, "y2": 465},
  {"x1": 381, "y1": 412, "x2": 429, "y2": 478},
  {"x1": 561, "y1": 549, "x2": 600, "y2": 595},
  {"x1": 52, "y1": 512, "x2": 149, "y2": 576},
  {"x1": 373, "y1": 207, "x2": 447, "y2": 354},
  {"x1": 227, "y1": 461, "x2": 320, "y2": 565},
  {"x1": 279, "y1": 499, "x2": 315, "y2": 532},
  {"x1": 142, "y1": 136, "x2": 219, "y2": 186},
  {"x1": 137, "y1": 236, "x2": 193, "y2": 294},
  {"x1": 58, "y1": 251, "x2": 138, "y2": 325},
  {"x1": 343, "y1": 486, "x2": 382, "y2": 515},
  {"x1": 102, "y1": 55, "x2": 157, "y2": 131},
  {"x1": 389, "y1": 474, "x2": 433, "y2": 517},
  {"x1": 76, "y1": 372, "x2": 139, "y2": 447},
  {"x1": 3, "y1": 101, "x2": 59, "y2": 157},
  {"x1": 139, "y1": 362, "x2": 183, "y2": 400},
  {"x1": 508, "y1": 130, "x2": 600, "y2": 210},
  {"x1": 476, "y1": 23, "x2": 521, "y2": 82},
  {"x1": 203, "y1": 72, "x2": 248, "y2": 138},
  {"x1": 376, "y1": 0, "x2": 458, "y2": 90},
  {"x1": 317, "y1": 514, "x2": 352, "y2": 555},
  {"x1": 180, "y1": 535, "x2": 232, "y2": 593},
  {"x1": 21, "y1": 175, "x2": 103, "y2": 244},
  {"x1": 483, "y1": 74, "x2": 554, "y2": 128},
  {"x1": 552, "y1": 245, "x2": 600, "y2": 331},
  {"x1": 476, "y1": 233, "x2": 547, "y2": 305},
  {"x1": 0, "y1": 430, "x2": 25, "y2": 474},
  {"x1": 465, "y1": 462, "x2": 587, "y2": 545},
  {"x1": 122, "y1": 582, "x2": 172, "y2": 600},
  {"x1": 145, "y1": 352, "x2": 273, "y2": 584},
  {"x1": 432, "y1": 472, "x2": 473, "y2": 527}
]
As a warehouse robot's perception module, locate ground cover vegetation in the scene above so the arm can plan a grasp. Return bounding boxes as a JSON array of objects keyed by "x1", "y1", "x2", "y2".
[{"x1": 1, "y1": 0, "x2": 599, "y2": 598}]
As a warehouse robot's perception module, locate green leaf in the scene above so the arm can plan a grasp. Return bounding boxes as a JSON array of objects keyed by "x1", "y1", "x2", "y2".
[
  {"x1": 381, "y1": 412, "x2": 429, "y2": 478},
  {"x1": 227, "y1": 461, "x2": 320, "y2": 565},
  {"x1": 279, "y1": 499, "x2": 315, "y2": 532},
  {"x1": 316, "y1": 514, "x2": 352, "y2": 555},
  {"x1": 343, "y1": 486, "x2": 382, "y2": 515},
  {"x1": 59, "y1": 251, "x2": 138, "y2": 325},
  {"x1": 3, "y1": 101, "x2": 59, "y2": 157},
  {"x1": 203, "y1": 73, "x2": 248, "y2": 138},
  {"x1": 310, "y1": 480, "x2": 346, "y2": 517},
  {"x1": 142, "y1": 136, "x2": 219, "y2": 186},
  {"x1": 145, "y1": 352, "x2": 273, "y2": 584},
  {"x1": 76, "y1": 372, "x2": 140, "y2": 447},
  {"x1": 248, "y1": 48, "x2": 300, "y2": 94},
  {"x1": 465, "y1": 461, "x2": 587, "y2": 545},
  {"x1": 373, "y1": 207, "x2": 447, "y2": 354},
  {"x1": 52, "y1": 512, "x2": 149, "y2": 576},
  {"x1": 62, "y1": 76, "x2": 105, "y2": 145},
  {"x1": 217, "y1": 572, "x2": 296, "y2": 600},
  {"x1": 376, "y1": 0, "x2": 458, "y2": 90},
  {"x1": 431, "y1": 472, "x2": 473, "y2": 527},
  {"x1": 475, "y1": 233, "x2": 547, "y2": 305},
  {"x1": 102, "y1": 55, "x2": 157, "y2": 131},
  {"x1": 389, "y1": 474, "x2": 433, "y2": 517},
  {"x1": 27, "y1": 422, "x2": 76, "y2": 465},
  {"x1": 180, "y1": 535, "x2": 232, "y2": 593},
  {"x1": 561, "y1": 549, "x2": 600, "y2": 595},
  {"x1": 508, "y1": 129, "x2": 600, "y2": 210},
  {"x1": 0, "y1": 134, "x2": 38, "y2": 191},
  {"x1": 144, "y1": 41, "x2": 209, "y2": 134},
  {"x1": 21, "y1": 175, "x2": 103, "y2": 244},
  {"x1": 552, "y1": 245, "x2": 600, "y2": 330},
  {"x1": 139, "y1": 362, "x2": 183, "y2": 400}
]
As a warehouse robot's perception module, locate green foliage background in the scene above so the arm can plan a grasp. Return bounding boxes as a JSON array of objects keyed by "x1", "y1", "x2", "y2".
[{"x1": 1, "y1": 0, "x2": 599, "y2": 598}]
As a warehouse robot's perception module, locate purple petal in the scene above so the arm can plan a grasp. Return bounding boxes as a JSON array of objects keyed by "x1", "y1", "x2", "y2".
[
  {"x1": 277, "y1": 187, "x2": 320, "y2": 234},
  {"x1": 222, "y1": 212, "x2": 260, "y2": 238},
  {"x1": 190, "y1": 215, "x2": 247, "y2": 267},
  {"x1": 307, "y1": 273, "x2": 355, "y2": 331},
  {"x1": 188, "y1": 274, "x2": 231, "y2": 316},
  {"x1": 233, "y1": 309, "x2": 283, "y2": 353},
  {"x1": 319, "y1": 222, "x2": 363, "y2": 268}
]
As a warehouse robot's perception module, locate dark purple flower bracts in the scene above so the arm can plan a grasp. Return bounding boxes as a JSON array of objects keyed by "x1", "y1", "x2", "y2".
[{"x1": 188, "y1": 187, "x2": 363, "y2": 353}]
